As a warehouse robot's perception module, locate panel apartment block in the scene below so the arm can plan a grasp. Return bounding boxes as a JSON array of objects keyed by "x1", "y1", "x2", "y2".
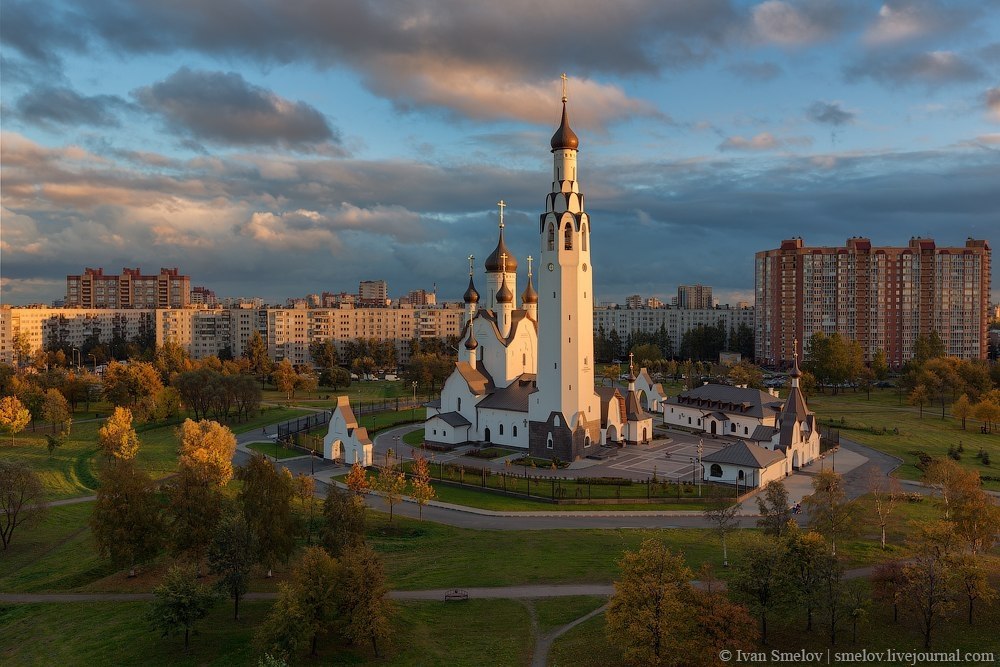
[{"x1": 755, "y1": 237, "x2": 991, "y2": 367}]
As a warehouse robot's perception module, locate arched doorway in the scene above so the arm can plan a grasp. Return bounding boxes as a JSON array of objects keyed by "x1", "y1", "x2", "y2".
[
  {"x1": 792, "y1": 450, "x2": 800, "y2": 470},
  {"x1": 607, "y1": 424, "x2": 619, "y2": 443},
  {"x1": 642, "y1": 427, "x2": 648, "y2": 443},
  {"x1": 639, "y1": 390, "x2": 649, "y2": 410},
  {"x1": 484, "y1": 427, "x2": 491, "y2": 443},
  {"x1": 710, "y1": 421, "x2": 717, "y2": 435}
]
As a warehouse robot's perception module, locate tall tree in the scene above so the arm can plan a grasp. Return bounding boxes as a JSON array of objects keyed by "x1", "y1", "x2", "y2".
[
  {"x1": 702, "y1": 500, "x2": 741, "y2": 566},
  {"x1": 803, "y1": 470, "x2": 860, "y2": 556},
  {"x1": 256, "y1": 546, "x2": 342, "y2": 659},
  {"x1": 0, "y1": 395, "x2": 31, "y2": 446},
  {"x1": 98, "y1": 406, "x2": 141, "y2": 460},
  {"x1": 729, "y1": 533, "x2": 792, "y2": 644},
  {"x1": 243, "y1": 330, "x2": 272, "y2": 389},
  {"x1": 41, "y1": 388, "x2": 72, "y2": 434},
  {"x1": 345, "y1": 460, "x2": 370, "y2": 495},
  {"x1": 756, "y1": 480, "x2": 792, "y2": 537},
  {"x1": 147, "y1": 564, "x2": 217, "y2": 652},
  {"x1": 338, "y1": 544, "x2": 393, "y2": 658},
  {"x1": 952, "y1": 393, "x2": 973, "y2": 430},
  {"x1": 871, "y1": 349, "x2": 889, "y2": 381},
  {"x1": 208, "y1": 511, "x2": 257, "y2": 621},
  {"x1": 293, "y1": 474, "x2": 318, "y2": 545},
  {"x1": 866, "y1": 468, "x2": 902, "y2": 549},
  {"x1": 373, "y1": 459, "x2": 407, "y2": 524},
  {"x1": 101, "y1": 360, "x2": 164, "y2": 420},
  {"x1": 271, "y1": 359, "x2": 298, "y2": 400},
  {"x1": 238, "y1": 455, "x2": 295, "y2": 577},
  {"x1": 606, "y1": 539, "x2": 693, "y2": 666},
  {"x1": 952, "y1": 553, "x2": 995, "y2": 626},
  {"x1": 178, "y1": 419, "x2": 237, "y2": 487},
  {"x1": 409, "y1": 454, "x2": 435, "y2": 519},
  {"x1": 871, "y1": 561, "x2": 906, "y2": 624},
  {"x1": 901, "y1": 521, "x2": 958, "y2": 649},
  {"x1": 783, "y1": 528, "x2": 829, "y2": 632},
  {"x1": 90, "y1": 460, "x2": 163, "y2": 575},
  {"x1": 321, "y1": 485, "x2": 367, "y2": 558},
  {"x1": 908, "y1": 384, "x2": 931, "y2": 418},
  {"x1": 166, "y1": 466, "x2": 226, "y2": 574},
  {"x1": 0, "y1": 460, "x2": 46, "y2": 550}
]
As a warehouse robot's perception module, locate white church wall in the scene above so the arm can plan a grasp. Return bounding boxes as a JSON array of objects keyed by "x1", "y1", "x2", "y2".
[{"x1": 477, "y1": 408, "x2": 528, "y2": 448}]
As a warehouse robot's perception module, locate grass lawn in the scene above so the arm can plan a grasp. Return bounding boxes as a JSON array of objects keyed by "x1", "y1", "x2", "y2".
[
  {"x1": 0, "y1": 599, "x2": 533, "y2": 667},
  {"x1": 548, "y1": 611, "x2": 621, "y2": 667},
  {"x1": 4, "y1": 405, "x2": 311, "y2": 500},
  {"x1": 807, "y1": 389, "x2": 999, "y2": 490},
  {"x1": 336, "y1": 473, "x2": 726, "y2": 511},
  {"x1": 246, "y1": 442, "x2": 303, "y2": 459},
  {"x1": 403, "y1": 428, "x2": 425, "y2": 446},
  {"x1": 532, "y1": 596, "x2": 607, "y2": 633}
]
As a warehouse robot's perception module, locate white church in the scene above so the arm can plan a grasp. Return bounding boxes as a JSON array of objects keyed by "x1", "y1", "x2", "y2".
[{"x1": 424, "y1": 88, "x2": 653, "y2": 461}]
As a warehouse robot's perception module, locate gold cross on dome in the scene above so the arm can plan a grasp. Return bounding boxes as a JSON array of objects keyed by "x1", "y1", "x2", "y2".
[
  {"x1": 793, "y1": 338, "x2": 798, "y2": 359},
  {"x1": 561, "y1": 73, "x2": 568, "y2": 102},
  {"x1": 500, "y1": 252, "x2": 507, "y2": 274},
  {"x1": 526, "y1": 255, "x2": 533, "y2": 276},
  {"x1": 497, "y1": 200, "x2": 506, "y2": 229},
  {"x1": 628, "y1": 351, "x2": 634, "y2": 371},
  {"x1": 468, "y1": 254, "x2": 475, "y2": 276}
]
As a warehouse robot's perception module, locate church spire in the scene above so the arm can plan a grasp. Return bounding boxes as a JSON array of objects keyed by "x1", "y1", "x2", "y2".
[
  {"x1": 485, "y1": 200, "x2": 518, "y2": 273},
  {"x1": 550, "y1": 74, "x2": 580, "y2": 152}
]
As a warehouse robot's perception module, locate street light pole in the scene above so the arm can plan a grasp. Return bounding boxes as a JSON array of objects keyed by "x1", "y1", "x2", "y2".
[
  {"x1": 697, "y1": 438, "x2": 703, "y2": 497},
  {"x1": 412, "y1": 381, "x2": 418, "y2": 421}
]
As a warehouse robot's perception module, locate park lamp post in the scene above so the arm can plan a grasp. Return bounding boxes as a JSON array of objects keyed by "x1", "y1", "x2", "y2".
[
  {"x1": 412, "y1": 381, "x2": 418, "y2": 420},
  {"x1": 690, "y1": 457, "x2": 696, "y2": 485},
  {"x1": 697, "y1": 438, "x2": 704, "y2": 497},
  {"x1": 71, "y1": 347, "x2": 81, "y2": 371}
]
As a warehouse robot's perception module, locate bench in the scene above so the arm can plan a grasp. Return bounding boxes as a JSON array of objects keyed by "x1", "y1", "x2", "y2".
[{"x1": 444, "y1": 589, "x2": 469, "y2": 602}]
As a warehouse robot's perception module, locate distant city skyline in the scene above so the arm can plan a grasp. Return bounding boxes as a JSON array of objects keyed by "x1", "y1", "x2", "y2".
[{"x1": 2, "y1": 1, "x2": 998, "y2": 307}]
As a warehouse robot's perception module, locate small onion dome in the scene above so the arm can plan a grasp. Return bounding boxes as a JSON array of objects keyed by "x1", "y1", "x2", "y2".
[
  {"x1": 521, "y1": 275, "x2": 538, "y2": 304},
  {"x1": 484, "y1": 229, "x2": 518, "y2": 273},
  {"x1": 496, "y1": 275, "x2": 514, "y2": 304},
  {"x1": 465, "y1": 325, "x2": 479, "y2": 350},
  {"x1": 463, "y1": 276, "x2": 480, "y2": 304},
  {"x1": 550, "y1": 101, "x2": 579, "y2": 152},
  {"x1": 790, "y1": 355, "x2": 802, "y2": 379}
]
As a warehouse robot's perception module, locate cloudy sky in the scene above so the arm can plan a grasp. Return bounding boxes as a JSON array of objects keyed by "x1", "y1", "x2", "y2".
[{"x1": 2, "y1": 0, "x2": 998, "y2": 307}]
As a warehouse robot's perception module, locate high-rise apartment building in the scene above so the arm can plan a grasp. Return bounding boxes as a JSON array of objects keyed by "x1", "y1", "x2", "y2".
[
  {"x1": 66, "y1": 267, "x2": 191, "y2": 309},
  {"x1": 677, "y1": 284, "x2": 713, "y2": 309},
  {"x1": 593, "y1": 305, "x2": 754, "y2": 357},
  {"x1": 755, "y1": 237, "x2": 992, "y2": 367},
  {"x1": 358, "y1": 280, "x2": 388, "y2": 307}
]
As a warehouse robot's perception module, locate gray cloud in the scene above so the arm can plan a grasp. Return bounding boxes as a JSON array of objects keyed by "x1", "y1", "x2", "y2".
[
  {"x1": 750, "y1": 0, "x2": 855, "y2": 47},
  {"x1": 806, "y1": 101, "x2": 856, "y2": 126},
  {"x1": 986, "y1": 87, "x2": 1000, "y2": 122},
  {"x1": 845, "y1": 50, "x2": 984, "y2": 88},
  {"x1": 133, "y1": 67, "x2": 338, "y2": 148},
  {"x1": 718, "y1": 132, "x2": 813, "y2": 151},
  {"x1": 726, "y1": 60, "x2": 783, "y2": 81},
  {"x1": 15, "y1": 86, "x2": 131, "y2": 128}
]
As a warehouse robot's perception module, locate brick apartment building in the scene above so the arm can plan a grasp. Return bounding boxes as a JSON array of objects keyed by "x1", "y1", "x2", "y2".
[{"x1": 65, "y1": 267, "x2": 191, "y2": 309}]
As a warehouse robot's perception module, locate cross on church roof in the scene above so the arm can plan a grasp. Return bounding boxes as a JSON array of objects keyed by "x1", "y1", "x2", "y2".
[
  {"x1": 500, "y1": 252, "x2": 507, "y2": 274},
  {"x1": 468, "y1": 254, "x2": 475, "y2": 276},
  {"x1": 526, "y1": 255, "x2": 533, "y2": 276},
  {"x1": 497, "y1": 200, "x2": 506, "y2": 229},
  {"x1": 561, "y1": 73, "x2": 568, "y2": 103},
  {"x1": 628, "y1": 351, "x2": 634, "y2": 372}
]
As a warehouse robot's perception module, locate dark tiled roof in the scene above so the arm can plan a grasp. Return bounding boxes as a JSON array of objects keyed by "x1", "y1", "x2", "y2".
[
  {"x1": 665, "y1": 384, "x2": 783, "y2": 419},
  {"x1": 477, "y1": 374, "x2": 537, "y2": 412},
  {"x1": 596, "y1": 386, "x2": 622, "y2": 427},
  {"x1": 432, "y1": 412, "x2": 471, "y2": 428},
  {"x1": 749, "y1": 425, "x2": 777, "y2": 441},
  {"x1": 425, "y1": 399, "x2": 442, "y2": 409},
  {"x1": 702, "y1": 440, "x2": 785, "y2": 469},
  {"x1": 625, "y1": 389, "x2": 652, "y2": 422},
  {"x1": 455, "y1": 361, "x2": 494, "y2": 395}
]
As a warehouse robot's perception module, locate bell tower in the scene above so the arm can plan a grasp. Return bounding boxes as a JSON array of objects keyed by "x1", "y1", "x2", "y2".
[{"x1": 528, "y1": 75, "x2": 600, "y2": 460}]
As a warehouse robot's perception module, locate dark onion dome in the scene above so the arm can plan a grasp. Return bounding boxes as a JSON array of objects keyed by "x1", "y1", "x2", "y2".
[
  {"x1": 790, "y1": 354, "x2": 802, "y2": 379},
  {"x1": 484, "y1": 229, "x2": 518, "y2": 273},
  {"x1": 465, "y1": 324, "x2": 479, "y2": 349},
  {"x1": 496, "y1": 275, "x2": 514, "y2": 304},
  {"x1": 463, "y1": 276, "x2": 480, "y2": 304},
  {"x1": 521, "y1": 274, "x2": 538, "y2": 304},
  {"x1": 550, "y1": 101, "x2": 579, "y2": 152}
]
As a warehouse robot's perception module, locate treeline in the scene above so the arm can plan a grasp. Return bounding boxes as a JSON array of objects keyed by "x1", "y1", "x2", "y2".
[
  {"x1": 595, "y1": 322, "x2": 755, "y2": 364},
  {"x1": 609, "y1": 461, "x2": 999, "y2": 664}
]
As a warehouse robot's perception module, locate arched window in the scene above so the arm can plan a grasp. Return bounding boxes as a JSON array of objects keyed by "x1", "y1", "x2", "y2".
[
  {"x1": 513, "y1": 425, "x2": 518, "y2": 437},
  {"x1": 522, "y1": 353, "x2": 526, "y2": 366},
  {"x1": 499, "y1": 424, "x2": 504, "y2": 435},
  {"x1": 554, "y1": 415, "x2": 561, "y2": 427},
  {"x1": 564, "y1": 223, "x2": 573, "y2": 250},
  {"x1": 731, "y1": 423, "x2": 736, "y2": 433},
  {"x1": 546, "y1": 433, "x2": 553, "y2": 449},
  {"x1": 547, "y1": 224, "x2": 555, "y2": 251},
  {"x1": 710, "y1": 464, "x2": 723, "y2": 478},
  {"x1": 584, "y1": 436, "x2": 591, "y2": 448},
  {"x1": 738, "y1": 470, "x2": 745, "y2": 481},
  {"x1": 457, "y1": 397, "x2": 461, "y2": 411},
  {"x1": 581, "y1": 224, "x2": 588, "y2": 250}
]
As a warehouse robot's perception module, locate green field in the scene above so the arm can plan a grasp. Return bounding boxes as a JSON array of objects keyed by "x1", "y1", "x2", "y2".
[
  {"x1": 2, "y1": 405, "x2": 310, "y2": 500},
  {"x1": 246, "y1": 441, "x2": 303, "y2": 460},
  {"x1": 0, "y1": 598, "x2": 534, "y2": 667},
  {"x1": 807, "y1": 389, "x2": 999, "y2": 489}
]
